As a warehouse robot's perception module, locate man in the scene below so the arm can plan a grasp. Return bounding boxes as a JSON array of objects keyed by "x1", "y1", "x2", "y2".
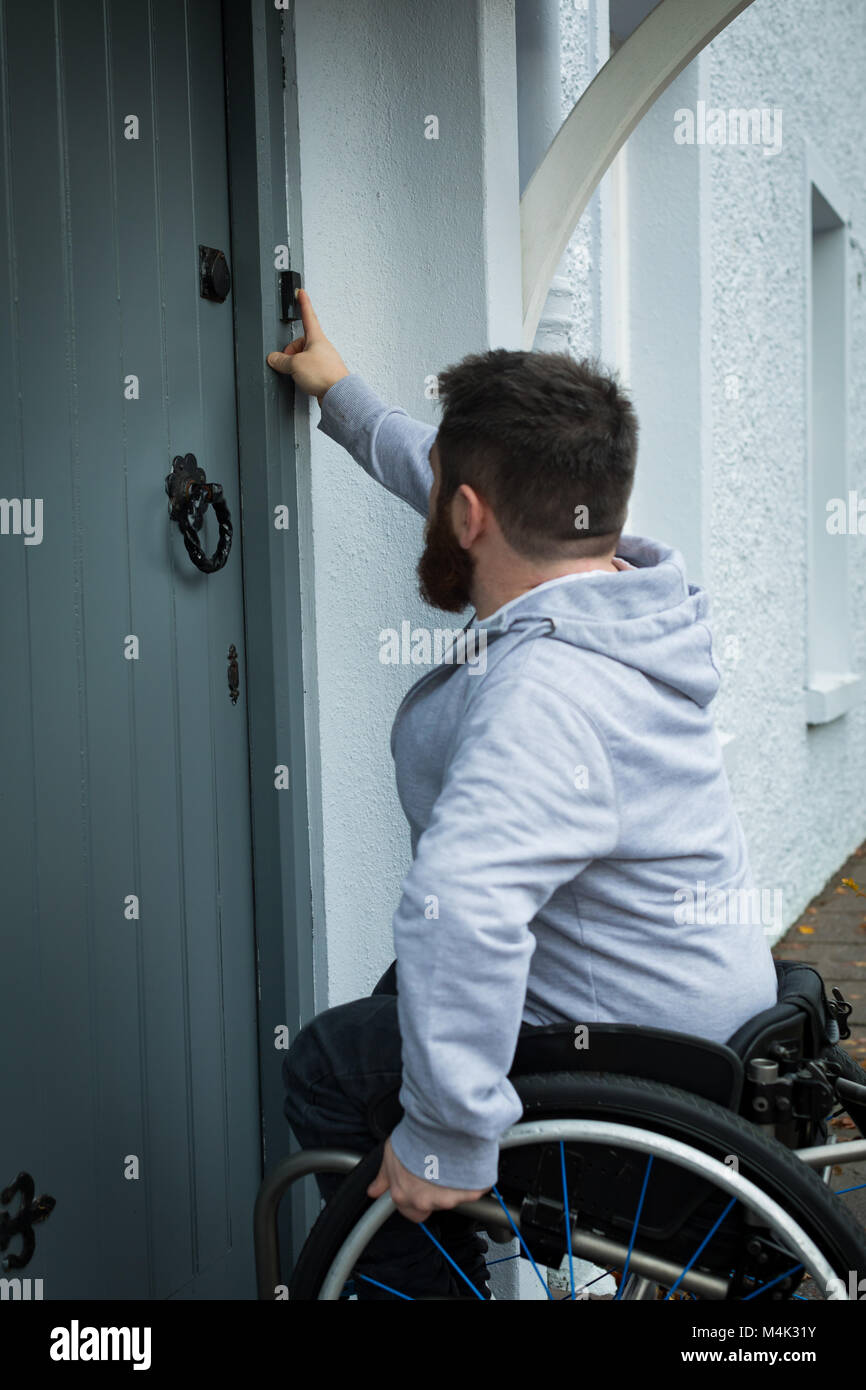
[{"x1": 266, "y1": 289, "x2": 780, "y2": 1299}]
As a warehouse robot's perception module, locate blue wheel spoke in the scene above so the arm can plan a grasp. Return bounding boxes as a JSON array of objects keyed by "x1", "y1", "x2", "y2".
[
  {"x1": 559, "y1": 1141, "x2": 576, "y2": 1299},
  {"x1": 417, "y1": 1221, "x2": 487, "y2": 1300},
  {"x1": 742, "y1": 1262, "x2": 803, "y2": 1300},
  {"x1": 664, "y1": 1197, "x2": 737, "y2": 1300},
  {"x1": 490, "y1": 1185, "x2": 555, "y2": 1298},
  {"x1": 614, "y1": 1155, "x2": 653, "y2": 1299},
  {"x1": 574, "y1": 1265, "x2": 619, "y2": 1297},
  {"x1": 354, "y1": 1272, "x2": 415, "y2": 1300}
]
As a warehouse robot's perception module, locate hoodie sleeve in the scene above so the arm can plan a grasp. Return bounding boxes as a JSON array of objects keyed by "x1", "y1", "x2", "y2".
[
  {"x1": 388, "y1": 671, "x2": 620, "y2": 1191},
  {"x1": 316, "y1": 372, "x2": 435, "y2": 519}
]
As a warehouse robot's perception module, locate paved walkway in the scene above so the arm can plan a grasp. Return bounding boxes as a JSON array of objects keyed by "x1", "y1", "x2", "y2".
[{"x1": 772, "y1": 840, "x2": 866, "y2": 1238}]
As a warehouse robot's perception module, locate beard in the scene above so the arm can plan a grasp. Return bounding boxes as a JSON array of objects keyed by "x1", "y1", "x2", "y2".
[{"x1": 416, "y1": 485, "x2": 475, "y2": 613}]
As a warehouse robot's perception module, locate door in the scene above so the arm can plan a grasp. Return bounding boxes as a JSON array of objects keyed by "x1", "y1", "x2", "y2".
[{"x1": 0, "y1": 0, "x2": 261, "y2": 1299}]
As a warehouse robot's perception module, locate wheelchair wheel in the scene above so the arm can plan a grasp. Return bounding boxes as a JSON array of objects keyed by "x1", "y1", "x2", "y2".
[{"x1": 288, "y1": 1073, "x2": 866, "y2": 1301}]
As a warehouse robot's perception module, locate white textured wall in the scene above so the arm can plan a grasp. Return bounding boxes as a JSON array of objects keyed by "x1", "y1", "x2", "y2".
[
  {"x1": 559, "y1": 0, "x2": 610, "y2": 357},
  {"x1": 289, "y1": 1, "x2": 521, "y2": 1007},
  {"x1": 562, "y1": 0, "x2": 866, "y2": 936},
  {"x1": 706, "y1": 0, "x2": 866, "y2": 931}
]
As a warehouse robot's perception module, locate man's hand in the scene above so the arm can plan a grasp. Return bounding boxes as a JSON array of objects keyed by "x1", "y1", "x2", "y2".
[
  {"x1": 366, "y1": 1136, "x2": 488, "y2": 1223},
  {"x1": 266, "y1": 287, "x2": 351, "y2": 404}
]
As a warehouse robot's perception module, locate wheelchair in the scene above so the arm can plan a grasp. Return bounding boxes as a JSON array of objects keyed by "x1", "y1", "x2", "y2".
[{"x1": 254, "y1": 960, "x2": 866, "y2": 1301}]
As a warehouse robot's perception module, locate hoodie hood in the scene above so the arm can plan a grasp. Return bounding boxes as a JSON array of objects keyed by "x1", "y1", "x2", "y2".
[{"x1": 473, "y1": 534, "x2": 720, "y2": 708}]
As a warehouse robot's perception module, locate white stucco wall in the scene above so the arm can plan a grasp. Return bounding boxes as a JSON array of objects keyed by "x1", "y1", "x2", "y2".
[
  {"x1": 559, "y1": 0, "x2": 610, "y2": 358},
  {"x1": 288, "y1": 0, "x2": 521, "y2": 1007},
  {"x1": 562, "y1": 0, "x2": 866, "y2": 937},
  {"x1": 705, "y1": 0, "x2": 866, "y2": 930}
]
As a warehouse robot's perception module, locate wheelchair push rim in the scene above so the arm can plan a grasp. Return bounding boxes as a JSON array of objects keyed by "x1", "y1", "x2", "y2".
[
  {"x1": 282, "y1": 1073, "x2": 866, "y2": 1301},
  {"x1": 316, "y1": 1119, "x2": 850, "y2": 1301}
]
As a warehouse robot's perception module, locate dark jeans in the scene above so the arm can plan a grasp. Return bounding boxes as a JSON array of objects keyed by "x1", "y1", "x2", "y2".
[{"x1": 282, "y1": 959, "x2": 540, "y2": 1300}]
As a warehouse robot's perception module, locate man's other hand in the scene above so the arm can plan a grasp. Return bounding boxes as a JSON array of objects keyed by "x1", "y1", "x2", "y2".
[
  {"x1": 366, "y1": 1136, "x2": 488, "y2": 1223},
  {"x1": 266, "y1": 287, "x2": 351, "y2": 404}
]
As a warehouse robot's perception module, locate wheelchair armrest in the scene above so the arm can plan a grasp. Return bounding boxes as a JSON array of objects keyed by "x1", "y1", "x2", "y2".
[{"x1": 510, "y1": 1023, "x2": 744, "y2": 1111}]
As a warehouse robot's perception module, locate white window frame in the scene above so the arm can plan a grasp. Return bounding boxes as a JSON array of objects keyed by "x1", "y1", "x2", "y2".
[{"x1": 803, "y1": 141, "x2": 862, "y2": 725}]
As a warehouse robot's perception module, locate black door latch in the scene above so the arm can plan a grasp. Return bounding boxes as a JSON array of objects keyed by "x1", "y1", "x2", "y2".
[{"x1": 278, "y1": 269, "x2": 302, "y2": 323}]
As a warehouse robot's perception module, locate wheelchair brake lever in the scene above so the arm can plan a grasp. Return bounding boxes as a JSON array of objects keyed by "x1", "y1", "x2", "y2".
[{"x1": 826, "y1": 987, "x2": 853, "y2": 1042}]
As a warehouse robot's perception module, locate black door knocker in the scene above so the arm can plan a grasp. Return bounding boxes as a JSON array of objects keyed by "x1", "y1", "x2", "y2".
[
  {"x1": 165, "y1": 453, "x2": 233, "y2": 574},
  {"x1": 1, "y1": 1171, "x2": 55, "y2": 1270}
]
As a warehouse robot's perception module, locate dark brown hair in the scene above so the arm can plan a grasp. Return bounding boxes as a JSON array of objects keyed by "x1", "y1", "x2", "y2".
[{"x1": 435, "y1": 348, "x2": 639, "y2": 560}]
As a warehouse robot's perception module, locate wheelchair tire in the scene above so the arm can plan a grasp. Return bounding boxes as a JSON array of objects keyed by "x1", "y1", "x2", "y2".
[{"x1": 287, "y1": 1073, "x2": 866, "y2": 1301}]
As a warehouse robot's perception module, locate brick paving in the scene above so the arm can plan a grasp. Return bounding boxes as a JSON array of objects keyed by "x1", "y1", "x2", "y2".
[{"x1": 772, "y1": 840, "x2": 866, "y2": 1236}]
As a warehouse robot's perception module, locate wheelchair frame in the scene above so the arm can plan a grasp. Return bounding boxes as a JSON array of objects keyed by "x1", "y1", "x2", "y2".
[{"x1": 256, "y1": 963, "x2": 866, "y2": 1301}]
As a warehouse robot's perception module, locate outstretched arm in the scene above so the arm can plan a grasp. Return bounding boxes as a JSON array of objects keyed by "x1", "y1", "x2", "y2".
[{"x1": 267, "y1": 287, "x2": 434, "y2": 518}]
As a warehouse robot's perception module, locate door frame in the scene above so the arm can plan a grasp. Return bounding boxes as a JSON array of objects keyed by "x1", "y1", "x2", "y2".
[{"x1": 222, "y1": 0, "x2": 315, "y2": 1259}]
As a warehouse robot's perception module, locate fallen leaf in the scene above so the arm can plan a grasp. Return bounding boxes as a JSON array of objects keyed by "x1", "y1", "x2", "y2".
[{"x1": 798, "y1": 926, "x2": 815, "y2": 935}]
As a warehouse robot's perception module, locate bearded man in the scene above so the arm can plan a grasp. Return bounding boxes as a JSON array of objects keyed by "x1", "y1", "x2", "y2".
[{"x1": 266, "y1": 289, "x2": 779, "y2": 1300}]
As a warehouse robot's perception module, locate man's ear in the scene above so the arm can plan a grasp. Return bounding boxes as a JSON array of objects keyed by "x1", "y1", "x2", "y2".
[{"x1": 452, "y1": 483, "x2": 486, "y2": 549}]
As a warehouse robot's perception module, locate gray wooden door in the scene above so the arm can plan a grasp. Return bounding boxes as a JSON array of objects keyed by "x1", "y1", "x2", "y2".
[{"x1": 0, "y1": 0, "x2": 261, "y2": 1299}]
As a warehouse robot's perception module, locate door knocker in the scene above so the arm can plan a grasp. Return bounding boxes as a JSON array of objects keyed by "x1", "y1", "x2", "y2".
[{"x1": 165, "y1": 453, "x2": 233, "y2": 574}]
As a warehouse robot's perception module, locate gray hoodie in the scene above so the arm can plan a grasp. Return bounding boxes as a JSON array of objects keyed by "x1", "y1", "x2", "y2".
[{"x1": 318, "y1": 372, "x2": 779, "y2": 1189}]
